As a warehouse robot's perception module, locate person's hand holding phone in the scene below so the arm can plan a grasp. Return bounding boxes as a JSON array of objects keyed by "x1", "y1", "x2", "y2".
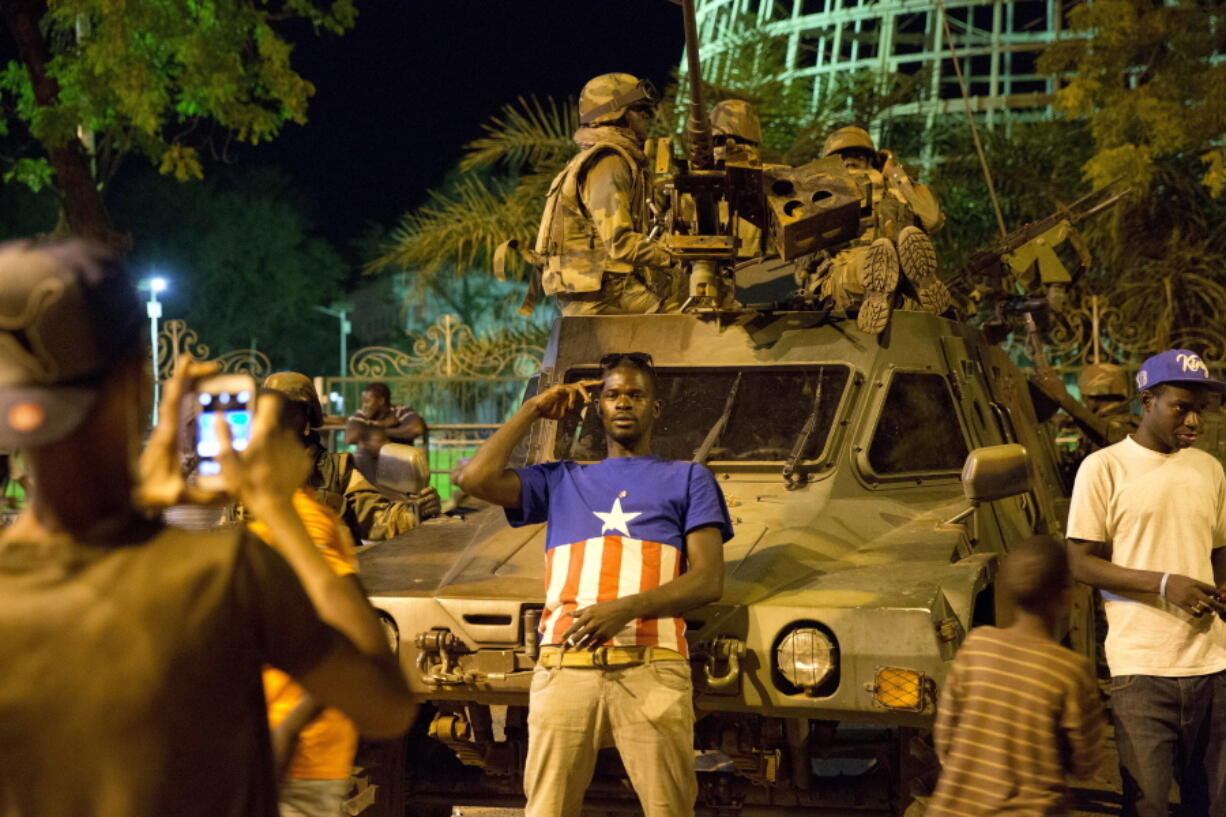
[
  {"x1": 136, "y1": 355, "x2": 224, "y2": 510},
  {"x1": 215, "y1": 393, "x2": 311, "y2": 520}
]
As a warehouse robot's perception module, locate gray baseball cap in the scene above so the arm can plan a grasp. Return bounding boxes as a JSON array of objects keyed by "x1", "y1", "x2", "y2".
[{"x1": 0, "y1": 239, "x2": 144, "y2": 447}]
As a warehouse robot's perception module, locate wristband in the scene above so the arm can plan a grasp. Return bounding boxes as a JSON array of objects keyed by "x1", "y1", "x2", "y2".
[{"x1": 1159, "y1": 572, "x2": 1171, "y2": 599}]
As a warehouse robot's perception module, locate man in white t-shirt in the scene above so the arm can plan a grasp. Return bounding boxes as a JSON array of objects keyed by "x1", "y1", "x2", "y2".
[{"x1": 1067, "y1": 349, "x2": 1226, "y2": 817}]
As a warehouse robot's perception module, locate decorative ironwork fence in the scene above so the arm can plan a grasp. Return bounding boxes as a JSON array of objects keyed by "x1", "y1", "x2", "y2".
[
  {"x1": 1000, "y1": 292, "x2": 1226, "y2": 374},
  {"x1": 156, "y1": 314, "x2": 545, "y2": 498},
  {"x1": 156, "y1": 319, "x2": 271, "y2": 380},
  {"x1": 325, "y1": 314, "x2": 547, "y2": 496}
]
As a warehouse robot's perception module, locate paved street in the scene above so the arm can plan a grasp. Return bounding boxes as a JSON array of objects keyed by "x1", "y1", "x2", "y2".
[
  {"x1": 447, "y1": 731, "x2": 1129, "y2": 817},
  {"x1": 1070, "y1": 728, "x2": 1125, "y2": 817}
]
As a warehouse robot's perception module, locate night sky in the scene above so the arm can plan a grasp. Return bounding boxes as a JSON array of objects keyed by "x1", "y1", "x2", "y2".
[{"x1": 264, "y1": 1, "x2": 686, "y2": 248}]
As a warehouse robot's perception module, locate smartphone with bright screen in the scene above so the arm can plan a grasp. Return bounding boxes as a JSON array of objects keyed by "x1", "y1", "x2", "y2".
[{"x1": 191, "y1": 373, "x2": 256, "y2": 488}]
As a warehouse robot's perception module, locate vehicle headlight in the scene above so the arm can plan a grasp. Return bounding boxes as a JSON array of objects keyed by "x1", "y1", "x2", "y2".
[
  {"x1": 776, "y1": 626, "x2": 837, "y2": 693},
  {"x1": 379, "y1": 613, "x2": 400, "y2": 656}
]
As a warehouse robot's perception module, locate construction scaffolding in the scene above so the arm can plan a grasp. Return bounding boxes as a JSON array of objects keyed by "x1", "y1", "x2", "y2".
[{"x1": 689, "y1": 0, "x2": 1065, "y2": 131}]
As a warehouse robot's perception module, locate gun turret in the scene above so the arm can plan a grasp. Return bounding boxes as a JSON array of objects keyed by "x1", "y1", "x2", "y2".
[
  {"x1": 669, "y1": 0, "x2": 867, "y2": 312},
  {"x1": 681, "y1": 0, "x2": 714, "y2": 174},
  {"x1": 671, "y1": 0, "x2": 732, "y2": 307}
]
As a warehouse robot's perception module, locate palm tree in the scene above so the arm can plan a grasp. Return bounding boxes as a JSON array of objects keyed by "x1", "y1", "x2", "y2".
[{"x1": 368, "y1": 96, "x2": 580, "y2": 287}]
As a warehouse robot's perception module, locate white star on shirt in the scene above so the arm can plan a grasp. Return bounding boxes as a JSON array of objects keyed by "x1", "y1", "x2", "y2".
[{"x1": 593, "y1": 496, "x2": 641, "y2": 537}]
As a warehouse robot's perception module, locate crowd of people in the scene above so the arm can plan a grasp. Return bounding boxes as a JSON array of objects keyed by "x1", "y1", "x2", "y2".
[{"x1": 1, "y1": 70, "x2": 1225, "y2": 817}]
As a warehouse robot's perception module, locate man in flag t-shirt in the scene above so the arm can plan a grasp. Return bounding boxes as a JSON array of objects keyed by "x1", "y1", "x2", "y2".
[{"x1": 458, "y1": 352, "x2": 733, "y2": 817}]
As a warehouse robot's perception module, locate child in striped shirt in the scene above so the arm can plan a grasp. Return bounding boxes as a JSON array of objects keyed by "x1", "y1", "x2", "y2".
[{"x1": 928, "y1": 535, "x2": 1106, "y2": 817}]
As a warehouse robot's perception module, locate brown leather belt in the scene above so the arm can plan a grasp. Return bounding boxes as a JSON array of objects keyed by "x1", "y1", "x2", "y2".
[{"x1": 536, "y1": 645, "x2": 686, "y2": 669}]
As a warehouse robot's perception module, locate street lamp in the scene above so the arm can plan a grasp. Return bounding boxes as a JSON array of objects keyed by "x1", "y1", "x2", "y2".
[
  {"x1": 314, "y1": 301, "x2": 354, "y2": 377},
  {"x1": 142, "y1": 276, "x2": 168, "y2": 424}
]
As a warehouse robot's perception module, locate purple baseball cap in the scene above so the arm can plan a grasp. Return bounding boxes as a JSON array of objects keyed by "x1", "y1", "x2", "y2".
[
  {"x1": 1135, "y1": 349, "x2": 1226, "y2": 393},
  {"x1": 0, "y1": 239, "x2": 144, "y2": 447}
]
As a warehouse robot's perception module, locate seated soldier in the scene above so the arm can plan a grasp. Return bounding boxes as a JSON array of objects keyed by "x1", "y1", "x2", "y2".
[
  {"x1": 806, "y1": 126, "x2": 950, "y2": 335},
  {"x1": 263, "y1": 373, "x2": 440, "y2": 542}
]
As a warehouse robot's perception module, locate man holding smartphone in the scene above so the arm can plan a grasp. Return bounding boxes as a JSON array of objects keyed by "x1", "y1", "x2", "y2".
[
  {"x1": 1067, "y1": 349, "x2": 1226, "y2": 817},
  {"x1": 458, "y1": 353, "x2": 733, "y2": 817},
  {"x1": 0, "y1": 239, "x2": 416, "y2": 817}
]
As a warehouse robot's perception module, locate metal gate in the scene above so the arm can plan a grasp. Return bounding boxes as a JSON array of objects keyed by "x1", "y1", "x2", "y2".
[{"x1": 323, "y1": 314, "x2": 546, "y2": 497}]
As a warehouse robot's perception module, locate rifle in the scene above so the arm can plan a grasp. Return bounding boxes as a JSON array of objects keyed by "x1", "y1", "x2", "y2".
[
  {"x1": 948, "y1": 186, "x2": 1130, "y2": 298},
  {"x1": 668, "y1": 0, "x2": 737, "y2": 308},
  {"x1": 954, "y1": 185, "x2": 1130, "y2": 448}
]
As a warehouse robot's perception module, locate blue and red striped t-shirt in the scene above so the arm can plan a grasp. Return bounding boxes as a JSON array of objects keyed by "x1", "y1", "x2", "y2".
[{"x1": 507, "y1": 456, "x2": 734, "y2": 656}]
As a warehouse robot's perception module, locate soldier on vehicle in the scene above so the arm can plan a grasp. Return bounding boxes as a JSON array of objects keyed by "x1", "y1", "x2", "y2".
[
  {"x1": 534, "y1": 73, "x2": 677, "y2": 316},
  {"x1": 1078, "y1": 362, "x2": 1139, "y2": 434},
  {"x1": 805, "y1": 126, "x2": 950, "y2": 334},
  {"x1": 1053, "y1": 363, "x2": 1140, "y2": 483},
  {"x1": 710, "y1": 99, "x2": 767, "y2": 261},
  {"x1": 670, "y1": 98, "x2": 768, "y2": 275},
  {"x1": 710, "y1": 98, "x2": 763, "y2": 165},
  {"x1": 262, "y1": 372, "x2": 440, "y2": 542}
]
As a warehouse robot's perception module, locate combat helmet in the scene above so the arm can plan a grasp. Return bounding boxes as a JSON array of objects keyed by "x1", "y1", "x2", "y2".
[
  {"x1": 710, "y1": 99, "x2": 763, "y2": 146},
  {"x1": 579, "y1": 73, "x2": 658, "y2": 126},
  {"x1": 262, "y1": 371, "x2": 323, "y2": 428},
  {"x1": 822, "y1": 126, "x2": 876, "y2": 158},
  {"x1": 1078, "y1": 363, "x2": 1129, "y2": 399}
]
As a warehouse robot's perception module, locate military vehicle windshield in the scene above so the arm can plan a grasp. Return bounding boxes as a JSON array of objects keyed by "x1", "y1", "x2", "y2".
[
  {"x1": 555, "y1": 366, "x2": 850, "y2": 463},
  {"x1": 867, "y1": 371, "x2": 968, "y2": 474}
]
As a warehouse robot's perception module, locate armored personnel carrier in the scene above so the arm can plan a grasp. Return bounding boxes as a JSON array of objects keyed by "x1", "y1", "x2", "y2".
[{"x1": 355, "y1": 308, "x2": 1092, "y2": 816}]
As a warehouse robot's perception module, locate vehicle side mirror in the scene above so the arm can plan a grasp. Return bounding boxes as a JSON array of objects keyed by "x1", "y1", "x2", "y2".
[{"x1": 961, "y1": 444, "x2": 1030, "y2": 503}]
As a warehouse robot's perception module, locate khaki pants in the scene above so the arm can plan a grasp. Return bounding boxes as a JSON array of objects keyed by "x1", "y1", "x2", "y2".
[
  {"x1": 817, "y1": 245, "x2": 871, "y2": 311},
  {"x1": 278, "y1": 778, "x2": 349, "y2": 817},
  {"x1": 557, "y1": 271, "x2": 673, "y2": 316},
  {"x1": 523, "y1": 662, "x2": 697, "y2": 817}
]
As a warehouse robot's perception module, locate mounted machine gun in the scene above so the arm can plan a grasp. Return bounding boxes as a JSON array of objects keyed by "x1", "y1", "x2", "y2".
[
  {"x1": 947, "y1": 185, "x2": 1131, "y2": 448},
  {"x1": 664, "y1": 0, "x2": 864, "y2": 312}
]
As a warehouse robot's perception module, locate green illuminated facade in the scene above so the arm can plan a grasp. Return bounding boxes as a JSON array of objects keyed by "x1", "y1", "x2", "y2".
[{"x1": 689, "y1": 0, "x2": 1065, "y2": 131}]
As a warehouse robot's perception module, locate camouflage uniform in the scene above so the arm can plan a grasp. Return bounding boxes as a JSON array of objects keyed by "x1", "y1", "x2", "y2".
[
  {"x1": 1077, "y1": 362, "x2": 1139, "y2": 440},
  {"x1": 309, "y1": 443, "x2": 429, "y2": 541},
  {"x1": 262, "y1": 373, "x2": 435, "y2": 542},
  {"x1": 1056, "y1": 363, "x2": 1139, "y2": 484},
  {"x1": 535, "y1": 73, "x2": 676, "y2": 316},
  {"x1": 710, "y1": 99, "x2": 766, "y2": 260},
  {"x1": 808, "y1": 127, "x2": 949, "y2": 335}
]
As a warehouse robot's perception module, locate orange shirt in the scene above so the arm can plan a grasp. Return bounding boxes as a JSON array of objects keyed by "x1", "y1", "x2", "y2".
[{"x1": 250, "y1": 487, "x2": 360, "y2": 781}]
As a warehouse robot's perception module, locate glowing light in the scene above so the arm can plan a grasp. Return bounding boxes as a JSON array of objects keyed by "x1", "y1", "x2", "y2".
[{"x1": 150, "y1": 277, "x2": 168, "y2": 293}]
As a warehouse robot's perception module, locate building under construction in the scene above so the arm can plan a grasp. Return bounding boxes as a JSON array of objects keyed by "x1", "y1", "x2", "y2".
[{"x1": 689, "y1": 0, "x2": 1066, "y2": 132}]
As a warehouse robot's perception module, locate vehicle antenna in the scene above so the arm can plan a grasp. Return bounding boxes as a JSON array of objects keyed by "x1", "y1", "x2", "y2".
[{"x1": 933, "y1": 0, "x2": 1008, "y2": 238}]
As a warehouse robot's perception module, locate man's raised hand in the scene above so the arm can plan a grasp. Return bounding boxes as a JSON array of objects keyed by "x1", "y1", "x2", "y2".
[
  {"x1": 216, "y1": 392, "x2": 311, "y2": 516},
  {"x1": 531, "y1": 380, "x2": 603, "y2": 421}
]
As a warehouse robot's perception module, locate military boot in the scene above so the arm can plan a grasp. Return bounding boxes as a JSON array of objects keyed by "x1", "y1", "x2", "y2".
[
  {"x1": 857, "y1": 238, "x2": 900, "y2": 335},
  {"x1": 897, "y1": 226, "x2": 950, "y2": 315}
]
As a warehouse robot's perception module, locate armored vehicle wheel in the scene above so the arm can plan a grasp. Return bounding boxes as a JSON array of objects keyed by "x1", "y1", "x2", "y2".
[{"x1": 349, "y1": 736, "x2": 406, "y2": 817}]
